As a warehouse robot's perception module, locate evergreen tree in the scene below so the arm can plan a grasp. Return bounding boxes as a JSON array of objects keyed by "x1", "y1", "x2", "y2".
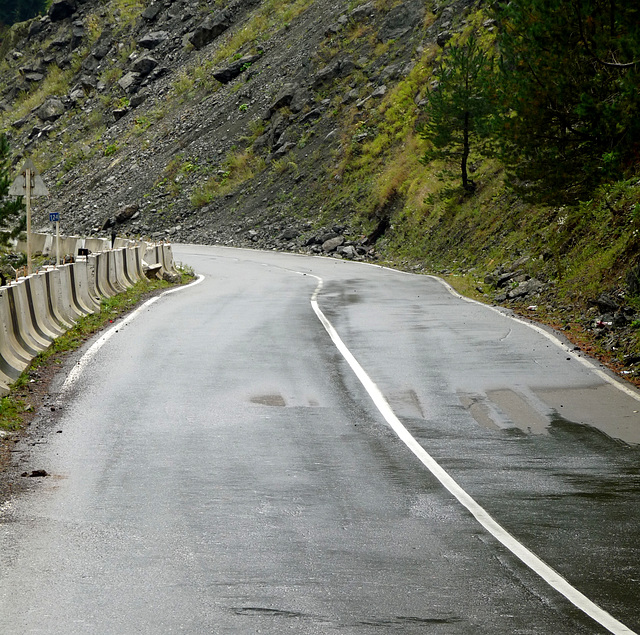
[
  {"x1": 491, "y1": 0, "x2": 640, "y2": 199},
  {"x1": 0, "y1": 0, "x2": 47, "y2": 26},
  {"x1": 0, "y1": 134, "x2": 26, "y2": 246},
  {"x1": 418, "y1": 35, "x2": 495, "y2": 192}
]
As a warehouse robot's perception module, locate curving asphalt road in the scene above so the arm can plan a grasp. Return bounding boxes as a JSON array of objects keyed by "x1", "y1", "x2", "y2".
[{"x1": 0, "y1": 244, "x2": 638, "y2": 634}]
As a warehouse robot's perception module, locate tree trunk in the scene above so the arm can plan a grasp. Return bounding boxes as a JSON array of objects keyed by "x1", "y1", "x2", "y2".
[{"x1": 461, "y1": 110, "x2": 471, "y2": 191}]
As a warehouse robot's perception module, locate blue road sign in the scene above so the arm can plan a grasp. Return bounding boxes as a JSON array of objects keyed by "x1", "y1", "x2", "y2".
[{"x1": 49, "y1": 212, "x2": 59, "y2": 222}]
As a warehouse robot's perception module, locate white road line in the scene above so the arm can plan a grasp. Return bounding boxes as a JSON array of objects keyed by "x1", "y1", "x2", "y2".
[
  {"x1": 431, "y1": 276, "x2": 640, "y2": 403},
  {"x1": 58, "y1": 274, "x2": 205, "y2": 399},
  {"x1": 307, "y1": 273, "x2": 636, "y2": 635}
]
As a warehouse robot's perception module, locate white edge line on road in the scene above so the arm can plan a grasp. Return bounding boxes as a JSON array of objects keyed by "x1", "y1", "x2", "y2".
[
  {"x1": 305, "y1": 272, "x2": 636, "y2": 635},
  {"x1": 429, "y1": 275, "x2": 640, "y2": 403},
  {"x1": 58, "y1": 274, "x2": 205, "y2": 399}
]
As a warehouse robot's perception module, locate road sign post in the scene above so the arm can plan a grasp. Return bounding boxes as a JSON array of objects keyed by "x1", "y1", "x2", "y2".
[
  {"x1": 9, "y1": 159, "x2": 49, "y2": 274},
  {"x1": 49, "y1": 212, "x2": 61, "y2": 265}
]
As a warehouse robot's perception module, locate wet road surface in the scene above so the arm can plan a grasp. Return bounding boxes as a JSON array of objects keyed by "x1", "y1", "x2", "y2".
[{"x1": 0, "y1": 244, "x2": 638, "y2": 634}]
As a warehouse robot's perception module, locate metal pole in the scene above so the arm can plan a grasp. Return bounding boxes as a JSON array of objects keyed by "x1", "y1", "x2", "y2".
[
  {"x1": 56, "y1": 220, "x2": 60, "y2": 266},
  {"x1": 26, "y1": 168, "x2": 32, "y2": 275}
]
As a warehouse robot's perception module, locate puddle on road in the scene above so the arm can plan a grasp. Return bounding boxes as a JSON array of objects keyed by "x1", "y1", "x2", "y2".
[
  {"x1": 459, "y1": 389, "x2": 551, "y2": 435},
  {"x1": 459, "y1": 384, "x2": 640, "y2": 446},
  {"x1": 536, "y1": 384, "x2": 640, "y2": 446},
  {"x1": 250, "y1": 394, "x2": 287, "y2": 407}
]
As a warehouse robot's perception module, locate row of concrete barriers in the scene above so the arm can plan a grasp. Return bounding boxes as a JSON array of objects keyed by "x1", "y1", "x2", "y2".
[{"x1": 0, "y1": 234, "x2": 178, "y2": 396}]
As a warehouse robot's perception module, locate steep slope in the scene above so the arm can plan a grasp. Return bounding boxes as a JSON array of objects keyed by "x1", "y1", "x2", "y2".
[{"x1": 1, "y1": 0, "x2": 454, "y2": 253}]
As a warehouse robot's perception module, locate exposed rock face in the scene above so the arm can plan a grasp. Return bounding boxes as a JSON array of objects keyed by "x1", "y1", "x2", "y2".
[
  {"x1": 0, "y1": 0, "x2": 469, "y2": 259},
  {"x1": 379, "y1": 0, "x2": 426, "y2": 41},
  {"x1": 49, "y1": 0, "x2": 77, "y2": 22}
]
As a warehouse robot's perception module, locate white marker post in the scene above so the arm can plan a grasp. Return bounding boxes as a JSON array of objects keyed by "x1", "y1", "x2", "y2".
[{"x1": 9, "y1": 158, "x2": 49, "y2": 275}]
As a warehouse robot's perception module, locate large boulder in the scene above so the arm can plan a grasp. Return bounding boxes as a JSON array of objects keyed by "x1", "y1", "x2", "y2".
[
  {"x1": 267, "y1": 83, "x2": 298, "y2": 116},
  {"x1": 118, "y1": 72, "x2": 141, "y2": 93},
  {"x1": 115, "y1": 204, "x2": 140, "y2": 224},
  {"x1": 188, "y1": 10, "x2": 232, "y2": 50},
  {"x1": 37, "y1": 98, "x2": 65, "y2": 121},
  {"x1": 49, "y1": 0, "x2": 76, "y2": 21},
  {"x1": 132, "y1": 56, "x2": 159, "y2": 76},
  {"x1": 141, "y1": 2, "x2": 163, "y2": 21},
  {"x1": 212, "y1": 54, "x2": 261, "y2": 84},
  {"x1": 138, "y1": 31, "x2": 169, "y2": 49}
]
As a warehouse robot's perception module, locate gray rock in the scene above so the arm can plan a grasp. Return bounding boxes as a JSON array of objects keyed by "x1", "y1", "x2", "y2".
[
  {"x1": 496, "y1": 270, "x2": 521, "y2": 287},
  {"x1": 162, "y1": 270, "x2": 181, "y2": 283},
  {"x1": 324, "y1": 23, "x2": 343, "y2": 37},
  {"x1": 118, "y1": 72, "x2": 141, "y2": 93},
  {"x1": 594, "y1": 292, "x2": 619, "y2": 313},
  {"x1": 129, "y1": 91, "x2": 149, "y2": 108},
  {"x1": 322, "y1": 236, "x2": 345, "y2": 252},
  {"x1": 37, "y1": 98, "x2": 65, "y2": 121},
  {"x1": 212, "y1": 54, "x2": 261, "y2": 84},
  {"x1": 379, "y1": 0, "x2": 425, "y2": 41},
  {"x1": 318, "y1": 231, "x2": 339, "y2": 243},
  {"x1": 49, "y1": 0, "x2": 76, "y2": 22},
  {"x1": 342, "y1": 88, "x2": 359, "y2": 104},
  {"x1": 437, "y1": 31, "x2": 452, "y2": 47},
  {"x1": 91, "y1": 31, "x2": 112, "y2": 59},
  {"x1": 290, "y1": 88, "x2": 312, "y2": 113},
  {"x1": 112, "y1": 107, "x2": 129, "y2": 121},
  {"x1": 71, "y1": 21, "x2": 86, "y2": 49},
  {"x1": 28, "y1": 19, "x2": 46, "y2": 38},
  {"x1": 507, "y1": 278, "x2": 545, "y2": 299},
  {"x1": 79, "y1": 74, "x2": 96, "y2": 90},
  {"x1": 68, "y1": 88, "x2": 85, "y2": 102},
  {"x1": 339, "y1": 57, "x2": 357, "y2": 76},
  {"x1": 300, "y1": 108, "x2": 322, "y2": 123},
  {"x1": 138, "y1": 31, "x2": 169, "y2": 49},
  {"x1": 115, "y1": 204, "x2": 139, "y2": 223},
  {"x1": 280, "y1": 228, "x2": 299, "y2": 240},
  {"x1": 339, "y1": 245, "x2": 358, "y2": 259},
  {"x1": 189, "y1": 11, "x2": 232, "y2": 50},
  {"x1": 269, "y1": 82, "x2": 298, "y2": 114},
  {"x1": 312, "y1": 62, "x2": 341, "y2": 89},
  {"x1": 142, "y1": 3, "x2": 163, "y2": 21},
  {"x1": 350, "y1": 2, "x2": 375, "y2": 21},
  {"x1": 274, "y1": 141, "x2": 296, "y2": 156},
  {"x1": 51, "y1": 30, "x2": 72, "y2": 48},
  {"x1": 132, "y1": 56, "x2": 159, "y2": 76}
]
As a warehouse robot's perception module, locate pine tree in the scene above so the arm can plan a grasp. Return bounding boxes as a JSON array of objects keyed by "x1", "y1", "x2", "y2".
[
  {"x1": 491, "y1": 0, "x2": 640, "y2": 199},
  {"x1": 418, "y1": 35, "x2": 495, "y2": 192},
  {"x1": 0, "y1": 134, "x2": 26, "y2": 247}
]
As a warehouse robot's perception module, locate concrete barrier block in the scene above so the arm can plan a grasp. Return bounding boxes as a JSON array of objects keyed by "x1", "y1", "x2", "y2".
[
  {"x1": 27, "y1": 273, "x2": 66, "y2": 339},
  {"x1": 0, "y1": 287, "x2": 31, "y2": 374},
  {"x1": 72, "y1": 260, "x2": 101, "y2": 313},
  {"x1": 9, "y1": 279, "x2": 50, "y2": 353},
  {"x1": 95, "y1": 252, "x2": 118, "y2": 298}
]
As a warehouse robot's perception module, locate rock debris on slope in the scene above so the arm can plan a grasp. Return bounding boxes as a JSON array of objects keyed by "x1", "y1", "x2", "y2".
[{"x1": 1, "y1": 0, "x2": 473, "y2": 257}]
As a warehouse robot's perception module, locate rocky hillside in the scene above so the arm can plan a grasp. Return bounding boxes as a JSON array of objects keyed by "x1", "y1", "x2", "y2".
[
  {"x1": 0, "y1": 0, "x2": 460, "y2": 254},
  {"x1": 2, "y1": 0, "x2": 640, "y2": 380}
]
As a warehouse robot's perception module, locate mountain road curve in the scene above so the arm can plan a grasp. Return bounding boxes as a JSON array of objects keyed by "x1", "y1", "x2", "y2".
[{"x1": 0, "y1": 243, "x2": 638, "y2": 634}]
